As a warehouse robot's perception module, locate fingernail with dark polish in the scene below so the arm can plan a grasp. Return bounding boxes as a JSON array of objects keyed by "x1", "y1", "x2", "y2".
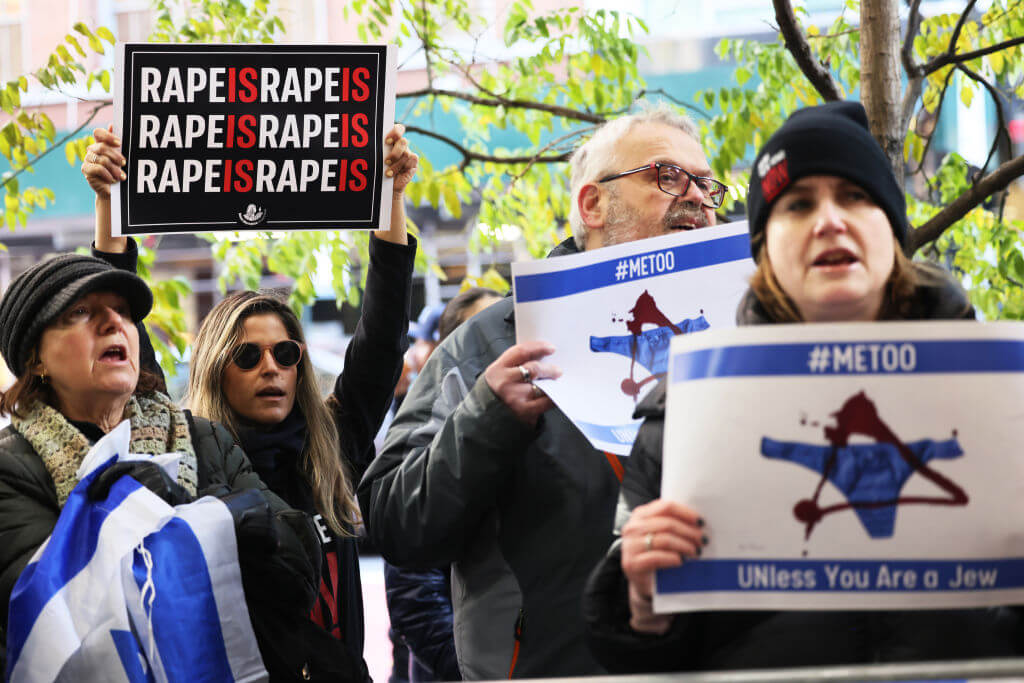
[
  {"x1": 701, "y1": 535, "x2": 709, "y2": 546},
  {"x1": 697, "y1": 517, "x2": 705, "y2": 528}
]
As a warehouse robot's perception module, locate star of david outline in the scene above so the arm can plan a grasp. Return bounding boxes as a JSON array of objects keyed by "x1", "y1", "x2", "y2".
[
  {"x1": 589, "y1": 290, "x2": 709, "y2": 401},
  {"x1": 761, "y1": 391, "x2": 968, "y2": 540}
]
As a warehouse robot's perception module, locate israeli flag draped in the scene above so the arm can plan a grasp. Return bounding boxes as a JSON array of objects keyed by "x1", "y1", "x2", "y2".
[{"x1": 6, "y1": 421, "x2": 267, "y2": 682}]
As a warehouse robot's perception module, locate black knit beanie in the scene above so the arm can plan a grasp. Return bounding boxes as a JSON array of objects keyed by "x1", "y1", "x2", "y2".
[
  {"x1": 746, "y1": 100, "x2": 909, "y2": 257},
  {"x1": 0, "y1": 254, "x2": 153, "y2": 377}
]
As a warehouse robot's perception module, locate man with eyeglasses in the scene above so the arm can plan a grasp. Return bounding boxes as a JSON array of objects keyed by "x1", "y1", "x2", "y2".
[{"x1": 359, "y1": 104, "x2": 725, "y2": 679}]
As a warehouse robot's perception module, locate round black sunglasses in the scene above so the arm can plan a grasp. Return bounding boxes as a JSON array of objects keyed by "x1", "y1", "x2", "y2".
[{"x1": 231, "y1": 340, "x2": 305, "y2": 370}]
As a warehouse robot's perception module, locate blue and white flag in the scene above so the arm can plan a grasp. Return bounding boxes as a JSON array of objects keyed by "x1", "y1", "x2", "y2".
[
  {"x1": 656, "y1": 321, "x2": 1024, "y2": 613},
  {"x1": 6, "y1": 422, "x2": 267, "y2": 682},
  {"x1": 512, "y1": 222, "x2": 754, "y2": 455}
]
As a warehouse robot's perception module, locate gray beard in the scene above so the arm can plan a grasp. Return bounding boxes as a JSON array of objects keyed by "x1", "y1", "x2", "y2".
[{"x1": 602, "y1": 193, "x2": 709, "y2": 247}]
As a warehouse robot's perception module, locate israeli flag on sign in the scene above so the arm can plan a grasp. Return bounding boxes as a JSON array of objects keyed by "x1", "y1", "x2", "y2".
[{"x1": 5, "y1": 422, "x2": 267, "y2": 682}]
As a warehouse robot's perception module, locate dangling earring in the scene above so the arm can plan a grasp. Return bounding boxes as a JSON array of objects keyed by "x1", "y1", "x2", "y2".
[{"x1": 39, "y1": 369, "x2": 48, "y2": 384}]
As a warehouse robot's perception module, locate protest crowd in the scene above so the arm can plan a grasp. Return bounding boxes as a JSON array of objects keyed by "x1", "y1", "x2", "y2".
[{"x1": 1, "y1": 62, "x2": 1022, "y2": 682}]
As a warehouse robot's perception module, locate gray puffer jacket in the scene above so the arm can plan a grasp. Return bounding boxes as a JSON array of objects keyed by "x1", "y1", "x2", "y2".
[
  {"x1": 359, "y1": 238, "x2": 619, "y2": 679},
  {"x1": 583, "y1": 268, "x2": 1024, "y2": 672}
]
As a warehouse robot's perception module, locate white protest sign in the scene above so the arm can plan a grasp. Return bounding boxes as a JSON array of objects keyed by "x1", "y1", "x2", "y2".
[
  {"x1": 656, "y1": 320, "x2": 1024, "y2": 613},
  {"x1": 513, "y1": 222, "x2": 754, "y2": 455}
]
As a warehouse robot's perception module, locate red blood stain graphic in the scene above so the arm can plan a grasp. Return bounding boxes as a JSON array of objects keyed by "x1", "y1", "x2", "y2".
[
  {"x1": 790, "y1": 391, "x2": 968, "y2": 540},
  {"x1": 763, "y1": 391, "x2": 967, "y2": 543},
  {"x1": 622, "y1": 291, "x2": 684, "y2": 398}
]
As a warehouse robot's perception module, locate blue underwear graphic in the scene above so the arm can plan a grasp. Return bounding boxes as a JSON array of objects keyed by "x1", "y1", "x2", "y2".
[
  {"x1": 590, "y1": 316, "x2": 710, "y2": 375},
  {"x1": 761, "y1": 437, "x2": 964, "y2": 538}
]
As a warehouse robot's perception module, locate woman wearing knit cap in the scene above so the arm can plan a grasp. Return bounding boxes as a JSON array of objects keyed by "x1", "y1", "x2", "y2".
[
  {"x1": 0, "y1": 254, "x2": 323, "y2": 675},
  {"x1": 583, "y1": 101, "x2": 1016, "y2": 672},
  {"x1": 82, "y1": 122, "x2": 418, "y2": 682}
]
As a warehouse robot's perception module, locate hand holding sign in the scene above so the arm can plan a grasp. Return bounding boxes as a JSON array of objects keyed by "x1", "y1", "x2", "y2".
[
  {"x1": 384, "y1": 123, "x2": 417, "y2": 196},
  {"x1": 483, "y1": 341, "x2": 561, "y2": 428},
  {"x1": 82, "y1": 125, "x2": 126, "y2": 199},
  {"x1": 620, "y1": 499, "x2": 706, "y2": 632}
]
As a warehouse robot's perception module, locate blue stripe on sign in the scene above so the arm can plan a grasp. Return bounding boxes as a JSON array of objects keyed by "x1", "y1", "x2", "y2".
[
  {"x1": 672, "y1": 339, "x2": 1024, "y2": 382},
  {"x1": 656, "y1": 558, "x2": 1024, "y2": 593},
  {"x1": 132, "y1": 517, "x2": 236, "y2": 682},
  {"x1": 577, "y1": 420, "x2": 640, "y2": 446},
  {"x1": 514, "y1": 233, "x2": 750, "y2": 303},
  {"x1": 6, "y1": 456, "x2": 134, "y2": 672}
]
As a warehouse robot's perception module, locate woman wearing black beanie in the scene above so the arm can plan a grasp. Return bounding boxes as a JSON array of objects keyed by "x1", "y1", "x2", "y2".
[{"x1": 583, "y1": 101, "x2": 1014, "y2": 674}]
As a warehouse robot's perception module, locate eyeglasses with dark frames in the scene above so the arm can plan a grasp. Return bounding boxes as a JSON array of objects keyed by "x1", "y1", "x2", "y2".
[
  {"x1": 231, "y1": 340, "x2": 305, "y2": 370},
  {"x1": 598, "y1": 162, "x2": 728, "y2": 209}
]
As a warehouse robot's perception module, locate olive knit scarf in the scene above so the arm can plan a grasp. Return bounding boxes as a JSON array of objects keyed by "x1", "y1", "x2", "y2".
[{"x1": 12, "y1": 391, "x2": 199, "y2": 506}]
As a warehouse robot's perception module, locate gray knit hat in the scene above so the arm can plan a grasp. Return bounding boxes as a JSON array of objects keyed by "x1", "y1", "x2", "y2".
[{"x1": 0, "y1": 254, "x2": 153, "y2": 377}]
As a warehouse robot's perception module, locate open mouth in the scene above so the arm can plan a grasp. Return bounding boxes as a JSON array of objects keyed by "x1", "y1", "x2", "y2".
[
  {"x1": 670, "y1": 223, "x2": 698, "y2": 231},
  {"x1": 100, "y1": 345, "x2": 127, "y2": 361},
  {"x1": 256, "y1": 387, "x2": 286, "y2": 398},
  {"x1": 812, "y1": 249, "x2": 858, "y2": 267}
]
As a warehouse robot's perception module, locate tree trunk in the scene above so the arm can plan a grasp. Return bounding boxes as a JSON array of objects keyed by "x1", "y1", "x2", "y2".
[{"x1": 860, "y1": 0, "x2": 904, "y2": 188}]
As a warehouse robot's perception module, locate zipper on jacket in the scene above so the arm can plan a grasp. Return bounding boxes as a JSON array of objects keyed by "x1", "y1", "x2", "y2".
[{"x1": 507, "y1": 609, "x2": 525, "y2": 678}]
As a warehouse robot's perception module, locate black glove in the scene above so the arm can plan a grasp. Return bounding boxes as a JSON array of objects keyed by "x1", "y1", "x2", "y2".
[
  {"x1": 88, "y1": 460, "x2": 189, "y2": 506},
  {"x1": 220, "y1": 489, "x2": 322, "y2": 612}
]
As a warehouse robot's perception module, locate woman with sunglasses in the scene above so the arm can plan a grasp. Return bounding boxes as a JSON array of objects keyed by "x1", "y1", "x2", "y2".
[
  {"x1": 583, "y1": 102, "x2": 1020, "y2": 673},
  {"x1": 83, "y1": 123, "x2": 419, "y2": 682}
]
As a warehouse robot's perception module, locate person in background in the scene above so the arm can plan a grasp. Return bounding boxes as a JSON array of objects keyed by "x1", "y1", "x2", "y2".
[
  {"x1": 384, "y1": 287, "x2": 503, "y2": 683},
  {"x1": 0, "y1": 254, "x2": 321, "y2": 674},
  {"x1": 82, "y1": 123, "x2": 419, "y2": 682},
  {"x1": 582, "y1": 101, "x2": 1016, "y2": 673}
]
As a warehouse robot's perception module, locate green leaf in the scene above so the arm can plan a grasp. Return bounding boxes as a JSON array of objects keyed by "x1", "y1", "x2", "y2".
[{"x1": 96, "y1": 26, "x2": 116, "y2": 44}]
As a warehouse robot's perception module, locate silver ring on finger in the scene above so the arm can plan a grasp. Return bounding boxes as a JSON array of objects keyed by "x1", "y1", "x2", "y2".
[
  {"x1": 517, "y1": 365, "x2": 531, "y2": 383},
  {"x1": 644, "y1": 532, "x2": 654, "y2": 551},
  {"x1": 531, "y1": 383, "x2": 543, "y2": 399}
]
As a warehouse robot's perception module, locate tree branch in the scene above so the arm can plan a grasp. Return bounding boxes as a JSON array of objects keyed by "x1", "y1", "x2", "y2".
[
  {"x1": 900, "y1": 0, "x2": 925, "y2": 135},
  {"x1": 398, "y1": 87, "x2": 606, "y2": 123},
  {"x1": 947, "y1": 0, "x2": 980, "y2": 57},
  {"x1": 772, "y1": 0, "x2": 842, "y2": 101},
  {"x1": 907, "y1": 66, "x2": 955, "y2": 176},
  {"x1": 956, "y1": 64, "x2": 1010, "y2": 178},
  {"x1": 405, "y1": 125, "x2": 571, "y2": 170},
  {"x1": 901, "y1": 0, "x2": 924, "y2": 75},
  {"x1": 504, "y1": 125, "x2": 597, "y2": 192},
  {"x1": 631, "y1": 88, "x2": 710, "y2": 119},
  {"x1": 1, "y1": 101, "x2": 108, "y2": 191},
  {"x1": 920, "y1": 34, "x2": 1024, "y2": 76},
  {"x1": 907, "y1": 153, "x2": 1024, "y2": 253}
]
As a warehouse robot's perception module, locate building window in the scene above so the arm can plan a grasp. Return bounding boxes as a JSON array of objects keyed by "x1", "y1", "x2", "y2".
[
  {"x1": 0, "y1": 22, "x2": 22, "y2": 83},
  {"x1": 115, "y1": 7, "x2": 155, "y2": 42}
]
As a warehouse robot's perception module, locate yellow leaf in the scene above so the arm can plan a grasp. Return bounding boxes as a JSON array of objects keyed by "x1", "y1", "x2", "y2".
[
  {"x1": 988, "y1": 50, "x2": 1004, "y2": 75},
  {"x1": 960, "y1": 84, "x2": 974, "y2": 108}
]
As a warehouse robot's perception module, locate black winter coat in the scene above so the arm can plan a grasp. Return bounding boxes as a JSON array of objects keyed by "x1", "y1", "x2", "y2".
[
  {"x1": 584, "y1": 270, "x2": 1024, "y2": 672},
  {"x1": 93, "y1": 234, "x2": 416, "y2": 682}
]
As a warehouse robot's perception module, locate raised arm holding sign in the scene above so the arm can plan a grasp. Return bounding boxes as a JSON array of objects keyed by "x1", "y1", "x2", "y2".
[{"x1": 82, "y1": 47, "x2": 419, "y2": 678}]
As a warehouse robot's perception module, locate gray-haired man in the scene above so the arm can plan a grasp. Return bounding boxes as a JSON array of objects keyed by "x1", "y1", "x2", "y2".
[{"x1": 358, "y1": 105, "x2": 725, "y2": 679}]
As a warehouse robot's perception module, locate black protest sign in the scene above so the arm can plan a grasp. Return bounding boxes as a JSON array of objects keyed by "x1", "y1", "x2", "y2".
[{"x1": 111, "y1": 43, "x2": 395, "y2": 236}]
